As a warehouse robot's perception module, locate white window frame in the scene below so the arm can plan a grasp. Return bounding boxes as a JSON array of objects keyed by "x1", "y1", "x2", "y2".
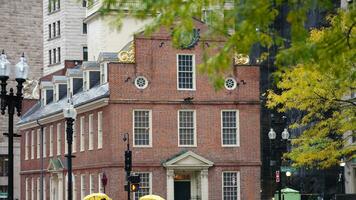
[
  {"x1": 132, "y1": 109, "x2": 152, "y2": 148},
  {"x1": 25, "y1": 177, "x2": 29, "y2": 200},
  {"x1": 73, "y1": 175, "x2": 77, "y2": 200},
  {"x1": 43, "y1": 177, "x2": 46, "y2": 200},
  {"x1": 222, "y1": 171, "x2": 240, "y2": 200},
  {"x1": 31, "y1": 177, "x2": 34, "y2": 200},
  {"x1": 178, "y1": 110, "x2": 197, "y2": 147},
  {"x1": 25, "y1": 131, "x2": 29, "y2": 160},
  {"x1": 97, "y1": 111, "x2": 103, "y2": 149},
  {"x1": 65, "y1": 122, "x2": 68, "y2": 154},
  {"x1": 31, "y1": 130, "x2": 35, "y2": 159},
  {"x1": 43, "y1": 127, "x2": 47, "y2": 158},
  {"x1": 221, "y1": 110, "x2": 240, "y2": 147},
  {"x1": 81, "y1": 174, "x2": 86, "y2": 199},
  {"x1": 73, "y1": 122, "x2": 77, "y2": 153},
  {"x1": 133, "y1": 172, "x2": 152, "y2": 200},
  {"x1": 37, "y1": 177, "x2": 40, "y2": 200},
  {"x1": 89, "y1": 174, "x2": 95, "y2": 194},
  {"x1": 49, "y1": 125, "x2": 54, "y2": 157},
  {"x1": 88, "y1": 114, "x2": 94, "y2": 150},
  {"x1": 176, "y1": 54, "x2": 196, "y2": 91},
  {"x1": 80, "y1": 116, "x2": 85, "y2": 152},
  {"x1": 98, "y1": 173, "x2": 104, "y2": 193},
  {"x1": 57, "y1": 123, "x2": 61, "y2": 156},
  {"x1": 37, "y1": 129, "x2": 40, "y2": 159}
]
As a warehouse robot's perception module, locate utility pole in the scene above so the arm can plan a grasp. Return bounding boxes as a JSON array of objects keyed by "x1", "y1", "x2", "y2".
[{"x1": 123, "y1": 133, "x2": 140, "y2": 200}]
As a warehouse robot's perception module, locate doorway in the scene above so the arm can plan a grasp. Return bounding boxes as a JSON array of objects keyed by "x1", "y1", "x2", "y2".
[{"x1": 174, "y1": 181, "x2": 191, "y2": 200}]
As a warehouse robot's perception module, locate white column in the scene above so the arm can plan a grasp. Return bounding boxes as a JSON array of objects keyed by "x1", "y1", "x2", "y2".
[
  {"x1": 166, "y1": 169, "x2": 175, "y2": 200},
  {"x1": 58, "y1": 174, "x2": 63, "y2": 200},
  {"x1": 200, "y1": 169, "x2": 209, "y2": 200}
]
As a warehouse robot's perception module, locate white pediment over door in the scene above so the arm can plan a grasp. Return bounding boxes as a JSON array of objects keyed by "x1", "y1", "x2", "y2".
[{"x1": 163, "y1": 151, "x2": 214, "y2": 170}]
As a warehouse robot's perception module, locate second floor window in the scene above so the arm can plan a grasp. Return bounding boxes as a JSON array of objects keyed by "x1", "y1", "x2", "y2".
[
  {"x1": 0, "y1": 156, "x2": 9, "y2": 177},
  {"x1": 133, "y1": 110, "x2": 151, "y2": 147},
  {"x1": 88, "y1": 114, "x2": 94, "y2": 150},
  {"x1": 57, "y1": 123, "x2": 61, "y2": 155},
  {"x1": 221, "y1": 110, "x2": 239, "y2": 146},
  {"x1": 177, "y1": 54, "x2": 195, "y2": 90},
  {"x1": 83, "y1": 47, "x2": 88, "y2": 61},
  {"x1": 49, "y1": 50, "x2": 52, "y2": 65},
  {"x1": 222, "y1": 172, "x2": 240, "y2": 200},
  {"x1": 83, "y1": 23, "x2": 87, "y2": 34},
  {"x1": 178, "y1": 110, "x2": 196, "y2": 146}
]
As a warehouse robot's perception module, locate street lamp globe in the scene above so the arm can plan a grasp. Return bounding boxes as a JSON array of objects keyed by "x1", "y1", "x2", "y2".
[
  {"x1": 281, "y1": 128, "x2": 290, "y2": 140},
  {"x1": 268, "y1": 128, "x2": 276, "y2": 140},
  {"x1": 63, "y1": 99, "x2": 77, "y2": 119},
  {"x1": 15, "y1": 53, "x2": 29, "y2": 80},
  {"x1": 340, "y1": 158, "x2": 346, "y2": 167},
  {"x1": 286, "y1": 171, "x2": 292, "y2": 177},
  {"x1": 0, "y1": 51, "x2": 11, "y2": 78}
]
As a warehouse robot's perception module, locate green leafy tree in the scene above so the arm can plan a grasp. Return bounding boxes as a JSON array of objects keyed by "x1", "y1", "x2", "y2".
[{"x1": 95, "y1": 0, "x2": 356, "y2": 168}]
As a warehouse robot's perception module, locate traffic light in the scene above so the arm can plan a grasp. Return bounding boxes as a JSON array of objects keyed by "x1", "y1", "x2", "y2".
[
  {"x1": 125, "y1": 150, "x2": 132, "y2": 172},
  {"x1": 129, "y1": 175, "x2": 141, "y2": 192}
]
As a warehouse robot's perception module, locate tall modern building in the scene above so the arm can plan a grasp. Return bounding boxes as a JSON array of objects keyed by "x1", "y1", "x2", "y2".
[
  {"x1": 43, "y1": 0, "x2": 87, "y2": 76},
  {"x1": 0, "y1": 0, "x2": 43, "y2": 199}
]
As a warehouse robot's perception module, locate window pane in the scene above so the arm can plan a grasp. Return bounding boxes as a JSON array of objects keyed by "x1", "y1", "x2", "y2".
[
  {"x1": 134, "y1": 173, "x2": 150, "y2": 200},
  {"x1": 222, "y1": 111, "x2": 237, "y2": 145},
  {"x1": 178, "y1": 55, "x2": 194, "y2": 89},
  {"x1": 134, "y1": 111, "x2": 150, "y2": 146},
  {"x1": 223, "y1": 172, "x2": 238, "y2": 200},
  {"x1": 179, "y1": 111, "x2": 195, "y2": 145}
]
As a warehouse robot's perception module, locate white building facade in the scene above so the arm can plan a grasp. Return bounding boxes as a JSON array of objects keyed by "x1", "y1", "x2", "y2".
[{"x1": 43, "y1": 0, "x2": 88, "y2": 75}]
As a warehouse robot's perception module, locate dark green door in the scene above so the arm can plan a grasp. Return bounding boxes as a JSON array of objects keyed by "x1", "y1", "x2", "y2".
[{"x1": 174, "y1": 181, "x2": 191, "y2": 200}]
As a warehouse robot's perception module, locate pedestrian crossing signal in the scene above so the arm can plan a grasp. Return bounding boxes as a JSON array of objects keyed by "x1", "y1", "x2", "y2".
[{"x1": 130, "y1": 183, "x2": 139, "y2": 192}]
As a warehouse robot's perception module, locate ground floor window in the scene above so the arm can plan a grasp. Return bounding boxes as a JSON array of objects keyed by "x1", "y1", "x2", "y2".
[
  {"x1": 133, "y1": 172, "x2": 151, "y2": 200},
  {"x1": 222, "y1": 172, "x2": 240, "y2": 200}
]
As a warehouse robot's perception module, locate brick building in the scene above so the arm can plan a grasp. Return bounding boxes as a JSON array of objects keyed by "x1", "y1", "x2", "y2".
[
  {"x1": 18, "y1": 21, "x2": 261, "y2": 200},
  {"x1": 0, "y1": 0, "x2": 43, "y2": 198}
]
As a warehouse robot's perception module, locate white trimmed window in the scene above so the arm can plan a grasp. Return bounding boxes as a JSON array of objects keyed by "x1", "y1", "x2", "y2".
[
  {"x1": 37, "y1": 177, "x2": 40, "y2": 200},
  {"x1": 222, "y1": 172, "x2": 240, "y2": 200},
  {"x1": 178, "y1": 110, "x2": 196, "y2": 146},
  {"x1": 133, "y1": 110, "x2": 152, "y2": 147},
  {"x1": 133, "y1": 172, "x2": 151, "y2": 200},
  {"x1": 177, "y1": 54, "x2": 195, "y2": 90},
  {"x1": 73, "y1": 123, "x2": 77, "y2": 153},
  {"x1": 80, "y1": 116, "x2": 85, "y2": 151},
  {"x1": 37, "y1": 129, "x2": 40, "y2": 159},
  {"x1": 25, "y1": 131, "x2": 29, "y2": 160},
  {"x1": 98, "y1": 173, "x2": 104, "y2": 193},
  {"x1": 97, "y1": 111, "x2": 103, "y2": 149},
  {"x1": 43, "y1": 127, "x2": 47, "y2": 158},
  {"x1": 221, "y1": 110, "x2": 239, "y2": 146},
  {"x1": 73, "y1": 175, "x2": 77, "y2": 200},
  {"x1": 49, "y1": 125, "x2": 54, "y2": 157},
  {"x1": 89, "y1": 174, "x2": 95, "y2": 194},
  {"x1": 31, "y1": 178, "x2": 34, "y2": 200},
  {"x1": 31, "y1": 130, "x2": 35, "y2": 159},
  {"x1": 43, "y1": 177, "x2": 46, "y2": 200},
  {"x1": 81, "y1": 174, "x2": 86, "y2": 199},
  {"x1": 89, "y1": 114, "x2": 94, "y2": 150},
  {"x1": 57, "y1": 123, "x2": 61, "y2": 155},
  {"x1": 65, "y1": 123, "x2": 68, "y2": 154},
  {"x1": 25, "y1": 178, "x2": 29, "y2": 200}
]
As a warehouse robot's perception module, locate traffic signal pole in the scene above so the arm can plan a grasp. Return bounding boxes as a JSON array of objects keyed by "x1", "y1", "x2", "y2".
[{"x1": 124, "y1": 133, "x2": 132, "y2": 200}]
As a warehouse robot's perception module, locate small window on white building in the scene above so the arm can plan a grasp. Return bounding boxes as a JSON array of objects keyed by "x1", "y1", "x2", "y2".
[
  {"x1": 37, "y1": 129, "x2": 40, "y2": 159},
  {"x1": 89, "y1": 114, "x2": 94, "y2": 150},
  {"x1": 57, "y1": 123, "x2": 61, "y2": 156},
  {"x1": 31, "y1": 130, "x2": 35, "y2": 159},
  {"x1": 81, "y1": 174, "x2": 86, "y2": 199},
  {"x1": 177, "y1": 54, "x2": 195, "y2": 90},
  {"x1": 178, "y1": 110, "x2": 196, "y2": 146},
  {"x1": 98, "y1": 112, "x2": 103, "y2": 149},
  {"x1": 133, "y1": 110, "x2": 152, "y2": 147},
  {"x1": 222, "y1": 172, "x2": 240, "y2": 200},
  {"x1": 25, "y1": 131, "x2": 29, "y2": 160},
  {"x1": 133, "y1": 172, "x2": 151, "y2": 200},
  {"x1": 50, "y1": 125, "x2": 54, "y2": 157},
  {"x1": 221, "y1": 110, "x2": 239, "y2": 146},
  {"x1": 80, "y1": 116, "x2": 85, "y2": 152}
]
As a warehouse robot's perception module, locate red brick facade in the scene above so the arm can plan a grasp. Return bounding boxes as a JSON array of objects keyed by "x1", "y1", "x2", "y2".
[{"x1": 19, "y1": 21, "x2": 261, "y2": 200}]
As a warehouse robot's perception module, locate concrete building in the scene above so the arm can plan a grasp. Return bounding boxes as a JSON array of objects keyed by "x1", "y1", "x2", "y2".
[
  {"x1": 0, "y1": 0, "x2": 43, "y2": 199},
  {"x1": 43, "y1": 0, "x2": 87, "y2": 76},
  {"x1": 18, "y1": 20, "x2": 261, "y2": 200}
]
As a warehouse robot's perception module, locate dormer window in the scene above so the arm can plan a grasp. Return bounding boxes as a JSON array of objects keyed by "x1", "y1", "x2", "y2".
[
  {"x1": 40, "y1": 81, "x2": 54, "y2": 106},
  {"x1": 52, "y1": 76, "x2": 68, "y2": 102},
  {"x1": 66, "y1": 68, "x2": 84, "y2": 96},
  {"x1": 57, "y1": 83, "x2": 67, "y2": 100},
  {"x1": 81, "y1": 62, "x2": 100, "y2": 91}
]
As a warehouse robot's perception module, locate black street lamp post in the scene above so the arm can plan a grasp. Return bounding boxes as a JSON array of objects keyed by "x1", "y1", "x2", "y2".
[
  {"x1": 63, "y1": 99, "x2": 77, "y2": 200},
  {"x1": 101, "y1": 172, "x2": 108, "y2": 193},
  {"x1": 268, "y1": 127, "x2": 290, "y2": 200},
  {"x1": 0, "y1": 51, "x2": 29, "y2": 200}
]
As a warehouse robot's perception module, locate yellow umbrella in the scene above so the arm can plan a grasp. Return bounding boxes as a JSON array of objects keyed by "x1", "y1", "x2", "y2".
[
  {"x1": 83, "y1": 193, "x2": 112, "y2": 200},
  {"x1": 139, "y1": 194, "x2": 165, "y2": 200}
]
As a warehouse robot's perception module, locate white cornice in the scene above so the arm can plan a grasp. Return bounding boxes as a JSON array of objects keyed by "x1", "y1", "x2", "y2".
[{"x1": 18, "y1": 98, "x2": 109, "y2": 130}]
